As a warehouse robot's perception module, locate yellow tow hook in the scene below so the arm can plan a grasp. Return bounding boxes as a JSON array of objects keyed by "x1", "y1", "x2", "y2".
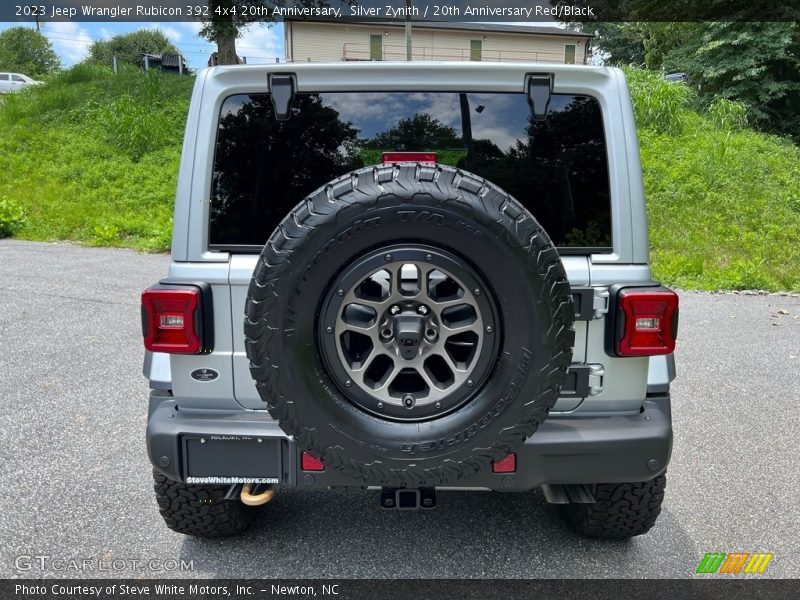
[{"x1": 240, "y1": 484, "x2": 276, "y2": 507}]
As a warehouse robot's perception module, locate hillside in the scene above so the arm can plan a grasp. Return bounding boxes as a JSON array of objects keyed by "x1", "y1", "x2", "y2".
[
  {"x1": 0, "y1": 64, "x2": 192, "y2": 251},
  {"x1": 0, "y1": 64, "x2": 798, "y2": 291}
]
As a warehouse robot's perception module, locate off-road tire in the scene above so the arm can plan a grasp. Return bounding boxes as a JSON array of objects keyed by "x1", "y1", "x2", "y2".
[
  {"x1": 153, "y1": 471, "x2": 256, "y2": 537},
  {"x1": 245, "y1": 163, "x2": 575, "y2": 488},
  {"x1": 563, "y1": 475, "x2": 667, "y2": 539}
]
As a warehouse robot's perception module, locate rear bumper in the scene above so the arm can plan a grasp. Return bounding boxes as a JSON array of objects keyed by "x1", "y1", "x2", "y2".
[{"x1": 147, "y1": 392, "x2": 672, "y2": 492}]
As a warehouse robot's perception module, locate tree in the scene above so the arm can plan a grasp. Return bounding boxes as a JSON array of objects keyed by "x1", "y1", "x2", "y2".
[
  {"x1": 588, "y1": 23, "x2": 695, "y2": 69},
  {"x1": 201, "y1": 1, "x2": 345, "y2": 65},
  {"x1": 0, "y1": 27, "x2": 60, "y2": 77},
  {"x1": 210, "y1": 93, "x2": 360, "y2": 242},
  {"x1": 664, "y1": 22, "x2": 800, "y2": 140},
  {"x1": 87, "y1": 29, "x2": 178, "y2": 67},
  {"x1": 367, "y1": 114, "x2": 461, "y2": 150}
]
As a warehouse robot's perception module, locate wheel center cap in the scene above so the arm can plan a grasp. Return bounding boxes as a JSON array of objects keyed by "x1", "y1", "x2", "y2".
[{"x1": 393, "y1": 314, "x2": 424, "y2": 360}]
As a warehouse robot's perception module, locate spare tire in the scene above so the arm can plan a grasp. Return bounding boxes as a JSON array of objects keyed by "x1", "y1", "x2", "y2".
[{"x1": 245, "y1": 164, "x2": 574, "y2": 487}]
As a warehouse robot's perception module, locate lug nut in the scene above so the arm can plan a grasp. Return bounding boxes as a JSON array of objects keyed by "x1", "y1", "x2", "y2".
[
  {"x1": 380, "y1": 327, "x2": 393, "y2": 340},
  {"x1": 417, "y1": 305, "x2": 428, "y2": 315},
  {"x1": 403, "y1": 394, "x2": 415, "y2": 408},
  {"x1": 390, "y1": 305, "x2": 401, "y2": 315}
]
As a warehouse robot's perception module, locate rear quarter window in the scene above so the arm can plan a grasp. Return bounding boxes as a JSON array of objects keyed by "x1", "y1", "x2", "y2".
[{"x1": 209, "y1": 91, "x2": 612, "y2": 252}]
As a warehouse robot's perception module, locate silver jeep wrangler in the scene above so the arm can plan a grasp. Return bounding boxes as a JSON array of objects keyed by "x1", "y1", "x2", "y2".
[{"x1": 142, "y1": 62, "x2": 678, "y2": 539}]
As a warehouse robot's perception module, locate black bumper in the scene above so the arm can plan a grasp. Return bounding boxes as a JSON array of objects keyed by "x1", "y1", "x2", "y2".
[{"x1": 147, "y1": 392, "x2": 672, "y2": 491}]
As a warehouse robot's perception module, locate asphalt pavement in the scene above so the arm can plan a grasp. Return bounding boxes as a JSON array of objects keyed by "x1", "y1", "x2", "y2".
[{"x1": 1, "y1": 240, "x2": 798, "y2": 579}]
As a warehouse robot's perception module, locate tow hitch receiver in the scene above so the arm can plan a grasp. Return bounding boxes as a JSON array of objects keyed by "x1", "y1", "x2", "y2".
[{"x1": 381, "y1": 488, "x2": 436, "y2": 510}]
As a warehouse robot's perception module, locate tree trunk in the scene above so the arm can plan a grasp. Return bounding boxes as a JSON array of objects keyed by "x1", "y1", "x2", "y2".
[{"x1": 216, "y1": 29, "x2": 238, "y2": 65}]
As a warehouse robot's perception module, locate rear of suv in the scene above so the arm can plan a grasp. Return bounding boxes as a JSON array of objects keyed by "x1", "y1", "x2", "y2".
[{"x1": 143, "y1": 62, "x2": 678, "y2": 539}]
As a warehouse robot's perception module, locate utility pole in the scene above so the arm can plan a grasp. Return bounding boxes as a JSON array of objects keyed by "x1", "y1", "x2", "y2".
[
  {"x1": 30, "y1": 5, "x2": 40, "y2": 31},
  {"x1": 405, "y1": 0, "x2": 412, "y2": 61}
]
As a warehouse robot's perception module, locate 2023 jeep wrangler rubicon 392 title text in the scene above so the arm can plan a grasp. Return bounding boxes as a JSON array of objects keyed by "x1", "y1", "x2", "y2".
[{"x1": 142, "y1": 62, "x2": 678, "y2": 539}]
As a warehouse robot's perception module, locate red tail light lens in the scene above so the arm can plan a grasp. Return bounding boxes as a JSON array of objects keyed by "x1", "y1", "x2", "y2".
[
  {"x1": 301, "y1": 452, "x2": 325, "y2": 471},
  {"x1": 615, "y1": 288, "x2": 679, "y2": 356},
  {"x1": 492, "y1": 453, "x2": 517, "y2": 473},
  {"x1": 142, "y1": 285, "x2": 208, "y2": 354},
  {"x1": 382, "y1": 152, "x2": 437, "y2": 164}
]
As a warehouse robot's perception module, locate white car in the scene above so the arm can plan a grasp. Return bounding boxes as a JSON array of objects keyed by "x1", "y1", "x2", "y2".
[{"x1": 0, "y1": 72, "x2": 42, "y2": 93}]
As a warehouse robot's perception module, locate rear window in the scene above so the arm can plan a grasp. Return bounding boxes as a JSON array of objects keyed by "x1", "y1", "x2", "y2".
[{"x1": 209, "y1": 91, "x2": 612, "y2": 252}]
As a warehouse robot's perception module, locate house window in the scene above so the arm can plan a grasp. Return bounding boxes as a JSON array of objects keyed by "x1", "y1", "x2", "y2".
[
  {"x1": 470, "y1": 39, "x2": 482, "y2": 62},
  {"x1": 369, "y1": 35, "x2": 383, "y2": 61},
  {"x1": 564, "y1": 44, "x2": 576, "y2": 64}
]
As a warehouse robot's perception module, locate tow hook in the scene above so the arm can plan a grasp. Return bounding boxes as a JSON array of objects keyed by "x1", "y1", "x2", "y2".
[
  {"x1": 380, "y1": 487, "x2": 436, "y2": 510},
  {"x1": 240, "y1": 483, "x2": 276, "y2": 507}
]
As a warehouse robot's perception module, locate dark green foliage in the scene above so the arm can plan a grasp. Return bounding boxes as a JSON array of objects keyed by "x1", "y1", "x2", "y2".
[
  {"x1": 663, "y1": 22, "x2": 800, "y2": 141},
  {"x1": 0, "y1": 26, "x2": 60, "y2": 77},
  {"x1": 87, "y1": 29, "x2": 178, "y2": 67},
  {"x1": 589, "y1": 22, "x2": 693, "y2": 69},
  {"x1": 592, "y1": 22, "x2": 800, "y2": 141}
]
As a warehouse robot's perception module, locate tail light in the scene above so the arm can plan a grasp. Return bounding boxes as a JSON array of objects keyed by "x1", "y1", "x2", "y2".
[
  {"x1": 608, "y1": 286, "x2": 679, "y2": 357},
  {"x1": 382, "y1": 152, "x2": 437, "y2": 164},
  {"x1": 141, "y1": 283, "x2": 213, "y2": 354}
]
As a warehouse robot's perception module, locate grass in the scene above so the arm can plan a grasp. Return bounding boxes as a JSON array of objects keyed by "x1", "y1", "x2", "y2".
[
  {"x1": 626, "y1": 68, "x2": 800, "y2": 291},
  {"x1": 0, "y1": 64, "x2": 798, "y2": 291},
  {"x1": 0, "y1": 64, "x2": 193, "y2": 251}
]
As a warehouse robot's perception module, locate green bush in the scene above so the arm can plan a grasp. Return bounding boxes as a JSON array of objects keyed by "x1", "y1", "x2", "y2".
[
  {"x1": 0, "y1": 197, "x2": 26, "y2": 237},
  {"x1": 624, "y1": 67, "x2": 695, "y2": 135}
]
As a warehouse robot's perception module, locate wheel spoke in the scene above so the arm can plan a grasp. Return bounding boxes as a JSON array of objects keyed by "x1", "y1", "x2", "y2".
[{"x1": 437, "y1": 348, "x2": 465, "y2": 373}]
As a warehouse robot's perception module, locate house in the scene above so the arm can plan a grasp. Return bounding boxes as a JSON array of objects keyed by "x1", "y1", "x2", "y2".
[{"x1": 284, "y1": 20, "x2": 592, "y2": 64}]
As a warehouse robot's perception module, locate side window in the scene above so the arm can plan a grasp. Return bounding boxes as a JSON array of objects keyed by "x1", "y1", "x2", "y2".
[
  {"x1": 11, "y1": 75, "x2": 25, "y2": 82},
  {"x1": 369, "y1": 35, "x2": 383, "y2": 61},
  {"x1": 564, "y1": 45, "x2": 576, "y2": 65},
  {"x1": 0, "y1": 74, "x2": 9, "y2": 81},
  {"x1": 470, "y1": 40, "x2": 482, "y2": 62}
]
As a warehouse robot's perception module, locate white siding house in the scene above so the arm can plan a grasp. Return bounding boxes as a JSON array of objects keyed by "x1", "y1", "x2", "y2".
[{"x1": 284, "y1": 21, "x2": 592, "y2": 64}]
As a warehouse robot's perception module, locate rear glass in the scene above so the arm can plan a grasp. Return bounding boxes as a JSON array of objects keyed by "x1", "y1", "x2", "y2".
[{"x1": 210, "y1": 92, "x2": 612, "y2": 251}]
